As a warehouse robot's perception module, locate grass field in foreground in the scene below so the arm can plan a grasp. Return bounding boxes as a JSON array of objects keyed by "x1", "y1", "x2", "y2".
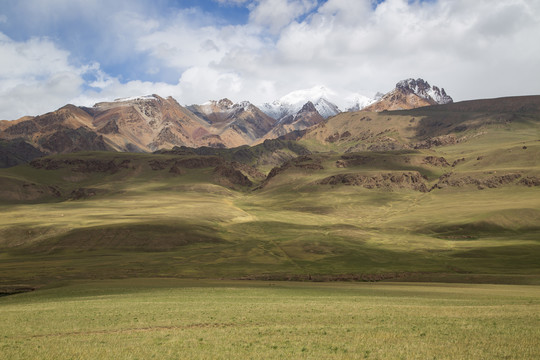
[{"x1": 1, "y1": 279, "x2": 539, "y2": 359}]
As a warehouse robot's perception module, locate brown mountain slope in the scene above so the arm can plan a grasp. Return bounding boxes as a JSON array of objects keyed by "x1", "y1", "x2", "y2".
[
  {"x1": 2, "y1": 92, "x2": 538, "y2": 169},
  {"x1": 0, "y1": 104, "x2": 110, "y2": 154},
  {"x1": 364, "y1": 78, "x2": 453, "y2": 112},
  {"x1": 91, "y1": 95, "x2": 216, "y2": 151},
  {"x1": 0, "y1": 95, "x2": 278, "y2": 158},
  {"x1": 188, "y1": 99, "x2": 277, "y2": 147},
  {"x1": 0, "y1": 139, "x2": 45, "y2": 167},
  {"x1": 0, "y1": 116, "x2": 35, "y2": 131},
  {"x1": 297, "y1": 95, "x2": 540, "y2": 152},
  {"x1": 1, "y1": 104, "x2": 94, "y2": 141},
  {"x1": 411, "y1": 95, "x2": 540, "y2": 113},
  {"x1": 260, "y1": 101, "x2": 324, "y2": 142},
  {"x1": 364, "y1": 88, "x2": 434, "y2": 112}
]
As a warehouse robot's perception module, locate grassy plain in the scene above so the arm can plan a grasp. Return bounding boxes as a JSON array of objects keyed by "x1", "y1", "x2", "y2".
[{"x1": 1, "y1": 279, "x2": 539, "y2": 359}]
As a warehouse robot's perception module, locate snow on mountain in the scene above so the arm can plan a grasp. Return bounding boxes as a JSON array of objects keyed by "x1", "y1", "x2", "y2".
[
  {"x1": 279, "y1": 86, "x2": 333, "y2": 106},
  {"x1": 186, "y1": 98, "x2": 276, "y2": 144},
  {"x1": 314, "y1": 98, "x2": 341, "y2": 119},
  {"x1": 396, "y1": 78, "x2": 453, "y2": 105},
  {"x1": 190, "y1": 99, "x2": 258, "y2": 121},
  {"x1": 113, "y1": 94, "x2": 158, "y2": 102},
  {"x1": 364, "y1": 78, "x2": 454, "y2": 112},
  {"x1": 260, "y1": 86, "x2": 341, "y2": 120},
  {"x1": 344, "y1": 93, "x2": 377, "y2": 112}
]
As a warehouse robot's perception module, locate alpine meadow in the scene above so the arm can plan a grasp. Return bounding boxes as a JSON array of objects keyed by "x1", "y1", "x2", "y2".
[{"x1": 1, "y1": 0, "x2": 540, "y2": 359}]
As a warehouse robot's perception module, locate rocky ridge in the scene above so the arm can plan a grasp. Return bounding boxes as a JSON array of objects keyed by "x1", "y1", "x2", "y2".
[
  {"x1": 364, "y1": 78, "x2": 453, "y2": 112},
  {"x1": 0, "y1": 79, "x2": 463, "y2": 168}
]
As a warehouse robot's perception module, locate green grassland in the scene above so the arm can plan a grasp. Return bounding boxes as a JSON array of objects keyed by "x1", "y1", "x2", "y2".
[{"x1": 1, "y1": 279, "x2": 539, "y2": 359}]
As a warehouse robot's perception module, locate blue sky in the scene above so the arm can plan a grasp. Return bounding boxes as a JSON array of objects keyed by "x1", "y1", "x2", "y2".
[{"x1": 0, "y1": 0, "x2": 539, "y2": 119}]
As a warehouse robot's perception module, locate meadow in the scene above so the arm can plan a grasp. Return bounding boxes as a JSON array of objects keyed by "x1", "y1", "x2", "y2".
[
  {"x1": 0, "y1": 108, "x2": 539, "y2": 358},
  {"x1": 0, "y1": 138, "x2": 539, "y2": 286},
  {"x1": 1, "y1": 279, "x2": 539, "y2": 359},
  {"x1": 1, "y1": 169, "x2": 539, "y2": 286}
]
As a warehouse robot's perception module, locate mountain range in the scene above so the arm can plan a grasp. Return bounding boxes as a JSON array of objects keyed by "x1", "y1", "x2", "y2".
[{"x1": 0, "y1": 78, "x2": 453, "y2": 166}]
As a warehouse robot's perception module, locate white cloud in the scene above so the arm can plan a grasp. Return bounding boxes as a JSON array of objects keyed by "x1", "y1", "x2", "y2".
[
  {"x1": 178, "y1": 67, "x2": 243, "y2": 104},
  {"x1": 0, "y1": 34, "x2": 71, "y2": 79},
  {"x1": 1, "y1": 0, "x2": 540, "y2": 119},
  {"x1": 2, "y1": 0, "x2": 163, "y2": 68},
  {"x1": 134, "y1": 0, "x2": 540, "y2": 106},
  {"x1": 135, "y1": 9, "x2": 266, "y2": 70},
  {"x1": 249, "y1": 0, "x2": 318, "y2": 33},
  {"x1": 316, "y1": 0, "x2": 373, "y2": 24},
  {"x1": 0, "y1": 33, "x2": 85, "y2": 119},
  {"x1": 262, "y1": 0, "x2": 540, "y2": 101}
]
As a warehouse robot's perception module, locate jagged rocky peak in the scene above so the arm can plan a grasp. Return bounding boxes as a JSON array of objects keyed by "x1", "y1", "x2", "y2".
[
  {"x1": 396, "y1": 78, "x2": 453, "y2": 104},
  {"x1": 299, "y1": 101, "x2": 317, "y2": 113},
  {"x1": 363, "y1": 78, "x2": 453, "y2": 112},
  {"x1": 213, "y1": 98, "x2": 233, "y2": 110},
  {"x1": 204, "y1": 99, "x2": 254, "y2": 112},
  {"x1": 396, "y1": 78, "x2": 431, "y2": 93},
  {"x1": 92, "y1": 94, "x2": 166, "y2": 112},
  {"x1": 234, "y1": 101, "x2": 254, "y2": 111},
  {"x1": 430, "y1": 86, "x2": 453, "y2": 105}
]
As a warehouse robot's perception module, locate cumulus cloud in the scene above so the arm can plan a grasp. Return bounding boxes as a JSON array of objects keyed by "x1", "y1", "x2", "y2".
[
  {"x1": 0, "y1": 33, "x2": 85, "y2": 119},
  {"x1": 0, "y1": 0, "x2": 163, "y2": 76},
  {"x1": 249, "y1": 0, "x2": 318, "y2": 33},
  {"x1": 138, "y1": 0, "x2": 540, "y2": 105},
  {"x1": 135, "y1": 12, "x2": 265, "y2": 72},
  {"x1": 1, "y1": 0, "x2": 540, "y2": 119},
  {"x1": 260, "y1": 0, "x2": 540, "y2": 101}
]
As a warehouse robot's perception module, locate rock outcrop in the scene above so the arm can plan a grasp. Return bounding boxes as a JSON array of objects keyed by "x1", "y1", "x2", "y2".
[
  {"x1": 316, "y1": 171, "x2": 428, "y2": 192},
  {"x1": 364, "y1": 78, "x2": 453, "y2": 112}
]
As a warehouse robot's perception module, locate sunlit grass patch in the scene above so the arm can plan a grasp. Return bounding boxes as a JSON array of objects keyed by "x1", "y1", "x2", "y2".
[{"x1": 1, "y1": 280, "x2": 539, "y2": 359}]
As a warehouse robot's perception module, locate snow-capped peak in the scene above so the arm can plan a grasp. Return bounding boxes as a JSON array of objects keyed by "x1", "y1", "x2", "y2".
[
  {"x1": 344, "y1": 93, "x2": 377, "y2": 112},
  {"x1": 235, "y1": 100, "x2": 253, "y2": 111},
  {"x1": 261, "y1": 86, "x2": 341, "y2": 120},
  {"x1": 195, "y1": 99, "x2": 256, "y2": 116},
  {"x1": 313, "y1": 97, "x2": 341, "y2": 119},
  {"x1": 396, "y1": 78, "x2": 453, "y2": 105},
  {"x1": 114, "y1": 94, "x2": 158, "y2": 102},
  {"x1": 278, "y1": 85, "x2": 334, "y2": 105}
]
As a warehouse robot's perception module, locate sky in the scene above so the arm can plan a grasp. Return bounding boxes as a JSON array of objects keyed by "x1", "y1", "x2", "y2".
[{"x1": 0, "y1": 0, "x2": 539, "y2": 119}]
